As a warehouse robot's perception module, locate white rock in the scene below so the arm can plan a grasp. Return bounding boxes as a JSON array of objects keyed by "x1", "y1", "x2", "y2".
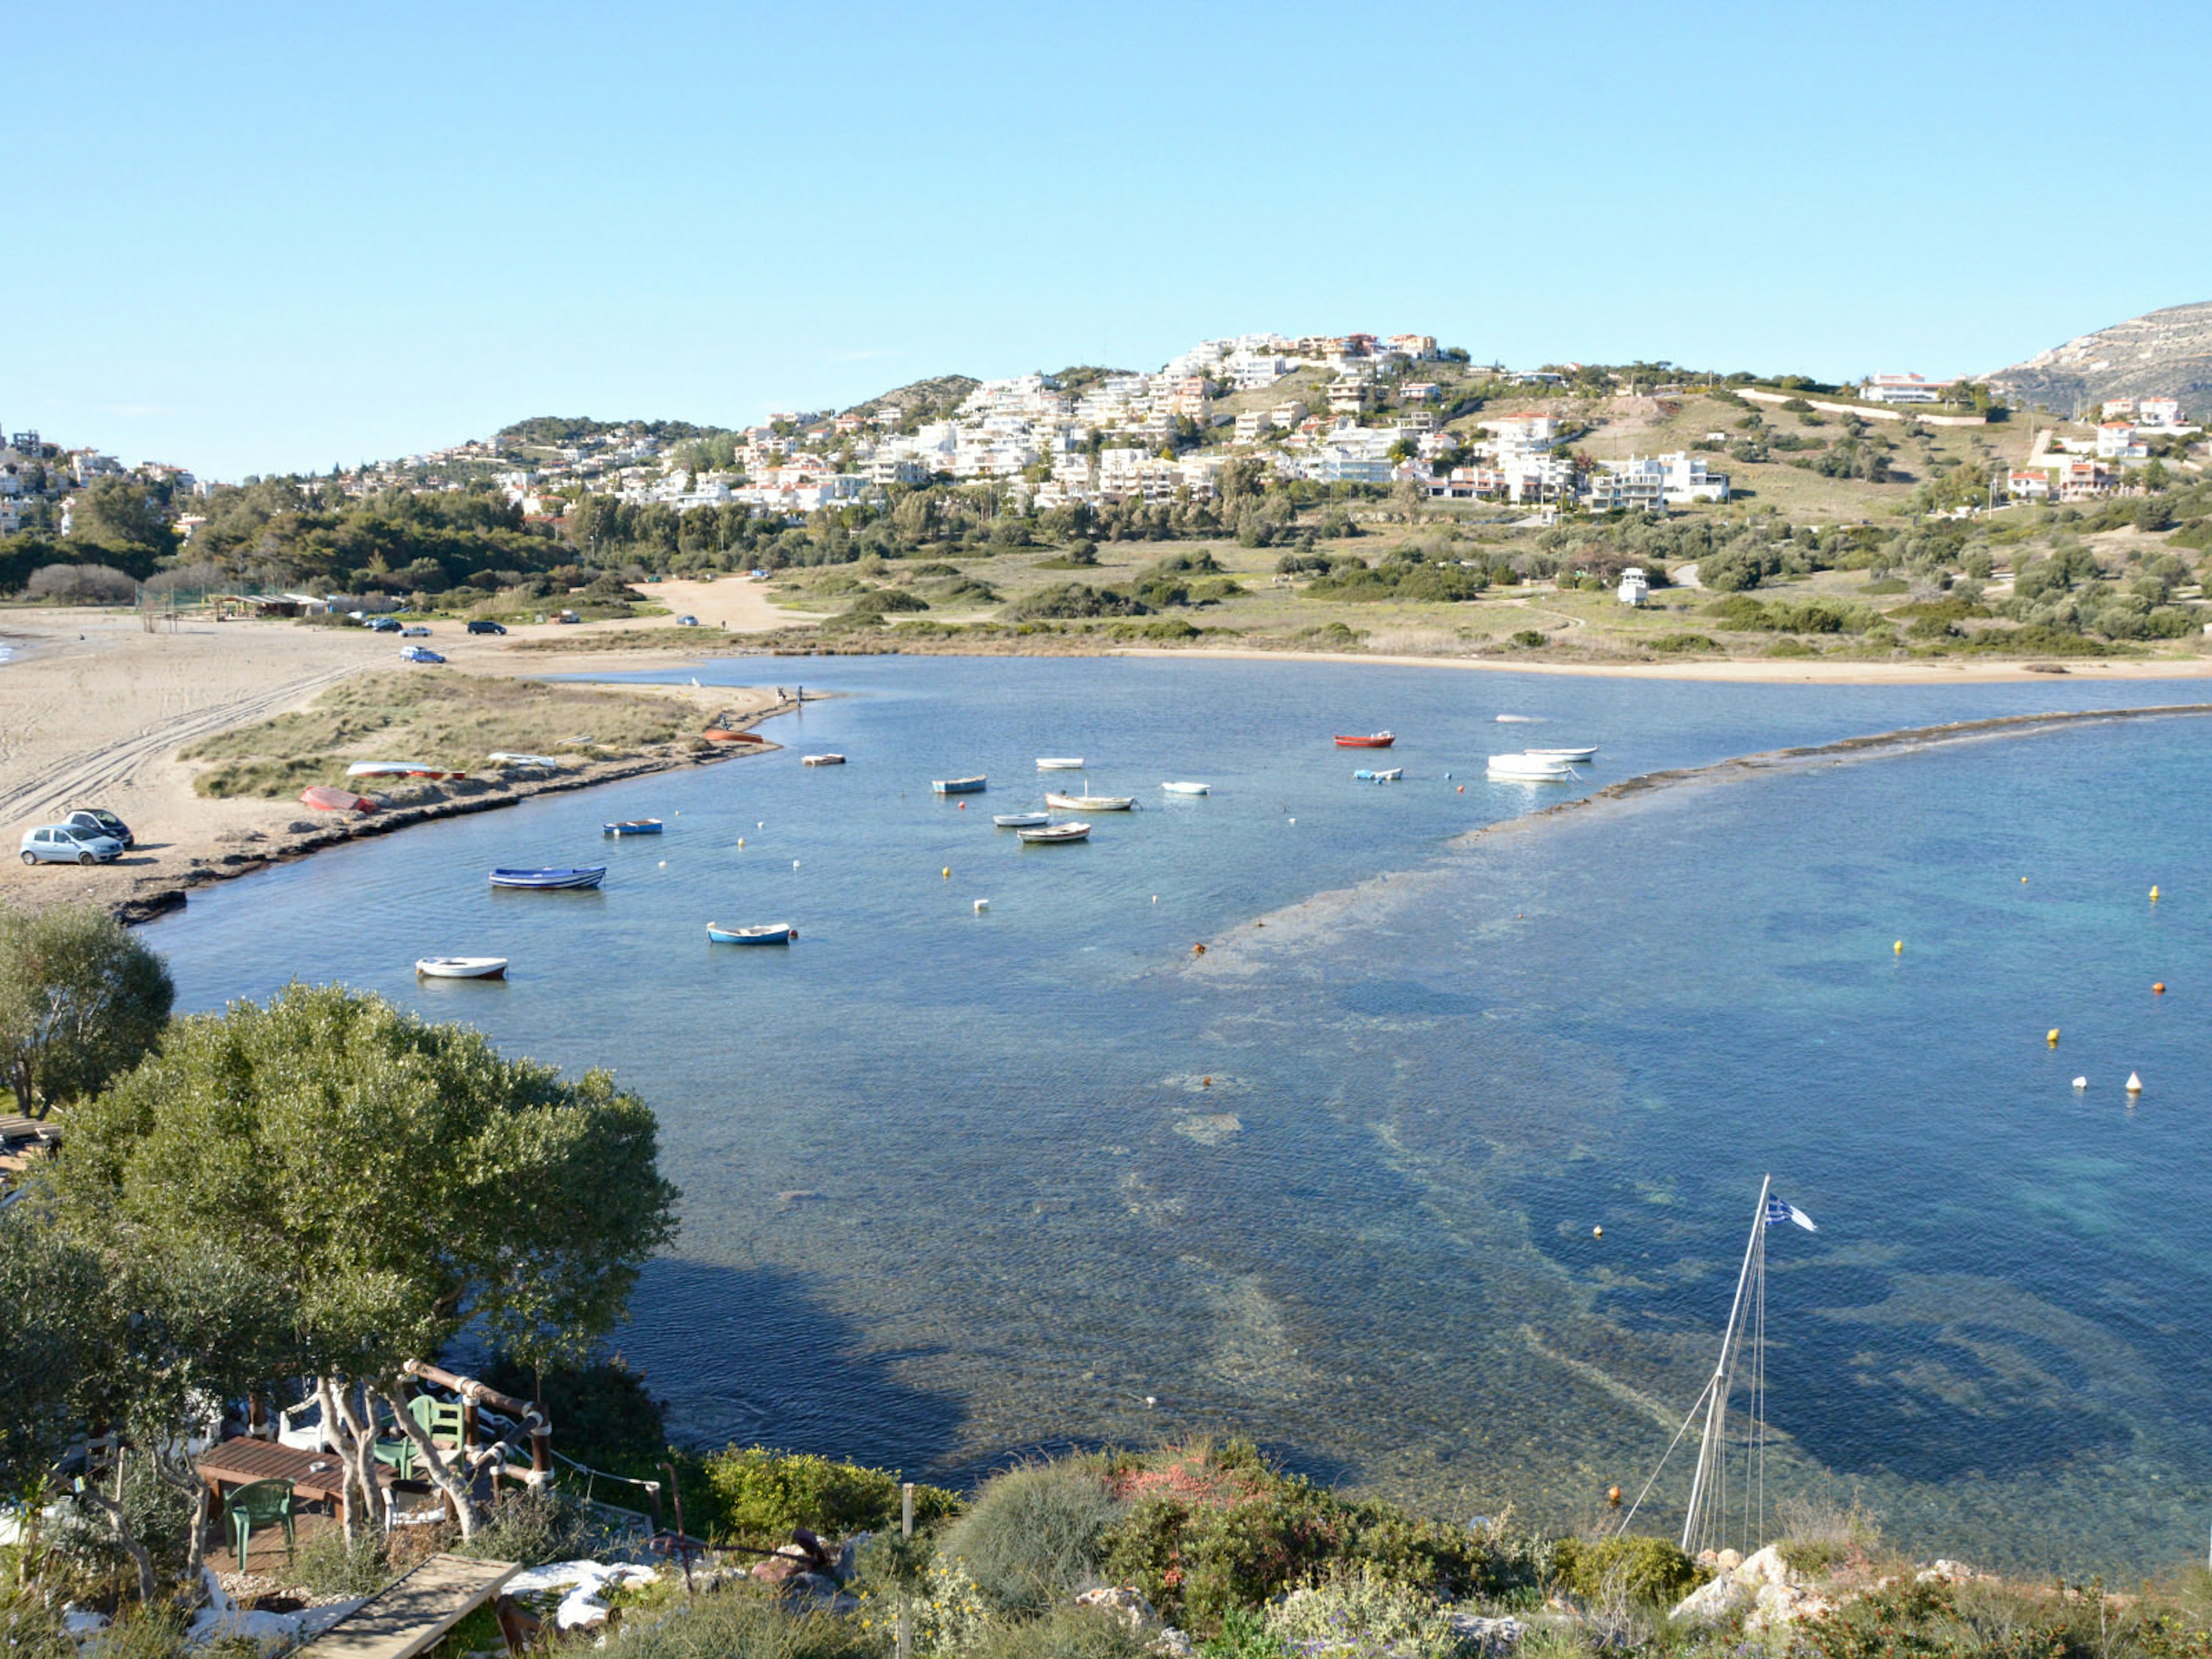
[
  {"x1": 1076, "y1": 1586, "x2": 1160, "y2": 1633},
  {"x1": 1445, "y1": 1610, "x2": 1526, "y2": 1651},
  {"x1": 1745, "y1": 1581, "x2": 1834, "y2": 1633},
  {"x1": 62, "y1": 1609, "x2": 110, "y2": 1637}
]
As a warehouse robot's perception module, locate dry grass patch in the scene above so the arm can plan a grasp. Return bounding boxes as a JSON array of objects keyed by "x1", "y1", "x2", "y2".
[{"x1": 183, "y1": 670, "x2": 709, "y2": 797}]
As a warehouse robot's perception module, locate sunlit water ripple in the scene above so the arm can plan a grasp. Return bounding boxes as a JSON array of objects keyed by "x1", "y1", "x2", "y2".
[{"x1": 147, "y1": 656, "x2": 2212, "y2": 1573}]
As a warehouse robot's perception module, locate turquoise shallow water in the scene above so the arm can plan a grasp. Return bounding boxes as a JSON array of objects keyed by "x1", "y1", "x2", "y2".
[{"x1": 146, "y1": 658, "x2": 2212, "y2": 1573}]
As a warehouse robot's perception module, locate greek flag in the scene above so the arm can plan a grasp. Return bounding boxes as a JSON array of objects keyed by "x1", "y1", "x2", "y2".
[{"x1": 1765, "y1": 1195, "x2": 1817, "y2": 1232}]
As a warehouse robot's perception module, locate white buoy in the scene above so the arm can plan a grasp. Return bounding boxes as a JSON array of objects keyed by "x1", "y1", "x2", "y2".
[
  {"x1": 793, "y1": 859, "x2": 800, "y2": 869},
  {"x1": 2127, "y1": 1071, "x2": 2143, "y2": 1093},
  {"x1": 658, "y1": 859, "x2": 666, "y2": 868},
  {"x1": 2071, "y1": 1076, "x2": 2086, "y2": 1089},
  {"x1": 974, "y1": 898, "x2": 988, "y2": 914}
]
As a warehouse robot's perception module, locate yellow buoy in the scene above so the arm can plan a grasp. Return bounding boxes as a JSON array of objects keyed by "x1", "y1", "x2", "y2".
[
  {"x1": 2150, "y1": 885, "x2": 2160, "y2": 902},
  {"x1": 1894, "y1": 940, "x2": 1903, "y2": 955},
  {"x1": 1593, "y1": 1225, "x2": 1604, "y2": 1238},
  {"x1": 2048, "y1": 1028, "x2": 2061, "y2": 1046},
  {"x1": 942, "y1": 867, "x2": 950, "y2": 880},
  {"x1": 738, "y1": 837, "x2": 745, "y2": 848}
]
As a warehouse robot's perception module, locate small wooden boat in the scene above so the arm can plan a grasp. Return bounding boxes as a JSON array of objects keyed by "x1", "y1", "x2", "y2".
[
  {"x1": 487, "y1": 752, "x2": 565, "y2": 769},
  {"x1": 993, "y1": 812, "x2": 1051, "y2": 828},
  {"x1": 702, "y1": 728, "x2": 765, "y2": 743},
  {"x1": 933, "y1": 776, "x2": 987, "y2": 794},
  {"x1": 347, "y1": 761, "x2": 464, "y2": 780},
  {"x1": 707, "y1": 922, "x2": 796, "y2": 944},
  {"x1": 1017, "y1": 821, "x2": 1090, "y2": 843},
  {"x1": 415, "y1": 956, "x2": 508, "y2": 979},
  {"x1": 1354, "y1": 767, "x2": 1404, "y2": 782},
  {"x1": 1524, "y1": 746, "x2": 1597, "y2": 762},
  {"x1": 1335, "y1": 732, "x2": 1395, "y2": 748},
  {"x1": 802, "y1": 753, "x2": 846, "y2": 766},
  {"x1": 1035, "y1": 757, "x2": 1086, "y2": 770},
  {"x1": 603, "y1": 819, "x2": 664, "y2": 836},
  {"x1": 300, "y1": 785, "x2": 378, "y2": 813},
  {"x1": 1161, "y1": 782, "x2": 1210, "y2": 796},
  {"x1": 1046, "y1": 791, "x2": 1133, "y2": 811},
  {"x1": 489, "y1": 866, "x2": 607, "y2": 890}
]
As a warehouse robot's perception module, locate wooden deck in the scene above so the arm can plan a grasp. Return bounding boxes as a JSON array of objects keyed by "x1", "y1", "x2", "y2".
[{"x1": 297, "y1": 1553, "x2": 518, "y2": 1659}]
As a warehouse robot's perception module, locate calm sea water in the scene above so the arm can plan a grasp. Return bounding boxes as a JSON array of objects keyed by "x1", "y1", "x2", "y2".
[{"x1": 146, "y1": 657, "x2": 2212, "y2": 1574}]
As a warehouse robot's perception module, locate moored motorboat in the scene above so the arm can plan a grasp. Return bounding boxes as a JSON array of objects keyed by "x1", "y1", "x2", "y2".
[
  {"x1": 415, "y1": 956, "x2": 508, "y2": 979},
  {"x1": 1486, "y1": 753, "x2": 1575, "y2": 782},
  {"x1": 1045, "y1": 790, "x2": 1133, "y2": 810},
  {"x1": 802, "y1": 753, "x2": 846, "y2": 766},
  {"x1": 1523, "y1": 746, "x2": 1597, "y2": 761},
  {"x1": 1017, "y1": 821, "x2": 1091, "y2": 843},
  {"x1": 1161, "y1": 781, "x2": 1210, "y2": 796},
  {"x1": 1335, "y1": 732, "x2": 1395, "y2": 748},
  {"x1": 602, "y1": 819, "x2": 664, "y2": 836},
  {"x1": 933, "y1": 775, "x2": 987, "y2": 794},
  {"x1": 1035, "y1": 757, "x2": 1085, "y2": 770},
  {"x1": 707, "y1": 922, "x2": 796, "y2": 944},
  {"x1": 300, "y1": 785, "x2": 378, "y2": 813},
  {"x1": 993, "y1": 812, "x2": 1051, "y2": 828},
  {"x1": 489, "y1": 866, "x2": 607, "y2": 889}
]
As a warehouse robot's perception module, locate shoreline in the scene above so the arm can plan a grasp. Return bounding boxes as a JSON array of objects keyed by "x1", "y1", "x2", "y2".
[{"x1": 1190, "y1": 700, "x2": 2212, "y2": 973}]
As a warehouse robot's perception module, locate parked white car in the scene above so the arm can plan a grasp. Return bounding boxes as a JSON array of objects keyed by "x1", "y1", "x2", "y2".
[{"x1": 20, "y1": 824, "x2": 125, "y2": 866}]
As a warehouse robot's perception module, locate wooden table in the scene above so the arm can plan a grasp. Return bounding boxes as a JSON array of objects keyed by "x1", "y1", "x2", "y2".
[{"x1": 197, "y1": 1437, "x2": 381, "y2": 1524}]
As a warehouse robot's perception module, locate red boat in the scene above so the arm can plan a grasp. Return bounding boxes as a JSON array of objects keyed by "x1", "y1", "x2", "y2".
[
  {"x1": 1334, "y1": 732, "x2": 1396, "y2": 748},
  {"x1": 300, "y1": 785, "x2": 378, "y2": 813}
]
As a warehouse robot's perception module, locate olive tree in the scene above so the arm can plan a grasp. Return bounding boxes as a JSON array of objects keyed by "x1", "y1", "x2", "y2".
[
  {"x1": 0, "y1": 903, "x2": 175, "y2": 1118},
  {"x1": 54, "y1": 983, "x2": 679, "y2": 1536}
]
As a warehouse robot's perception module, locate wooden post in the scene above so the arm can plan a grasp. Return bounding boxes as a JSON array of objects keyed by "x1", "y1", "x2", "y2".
[{"x1": 897, "y1": 1482, "x2": 914, "y2": 1659}]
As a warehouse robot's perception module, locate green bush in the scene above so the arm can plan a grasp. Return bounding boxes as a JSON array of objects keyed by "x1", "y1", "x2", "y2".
[
  {"x1": 607, "y1": 1584, "x2": 887, "y2": 1659},
  {"x1": 293, "y1": 1527, "x2": 397, "y2": 1597},
  {"x1": 695, "y1": 1447, "x2": 960, "y2": 1550},
  {"x1": 1006, "y1": 583, "x2": 1150, "y2": 620},
  {"x1": 968, "y1": 1605, "x2": 1153, "y2": 1659},
  {"x1": 1263, "y1": 1566, "x2": 1473, "y2": 1658},
  {"x1": 1093, "y1": 1442, "x2": 1495, "y2": 1638},
  {"x1": 845, "y1": 589, "x2": 929, "y2": 619},
  {"x1": 1509, "y1": 629, "x2": 1547, "y2": 647},
  {"x1": 940, "y1": 1463, "x2": 1123, "y2": 1618},
  {"x1": 482, "y1": 1354, "x2": 667, "y2": 1471},
  {"x1": 1646, "y1": 633, "x2": 1718, "y2": 654},
  {"x1": 1548, "y1": 1535, "x2": 1700, "y2": 1608},
  {"x1": 452, "y1": 1488, "x2": 601, "y2": 1567}
]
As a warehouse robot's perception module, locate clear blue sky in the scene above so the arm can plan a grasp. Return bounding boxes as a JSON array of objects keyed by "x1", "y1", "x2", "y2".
[{"x1": 10, "y1": 1, "x2": 2207, "y2": 479}]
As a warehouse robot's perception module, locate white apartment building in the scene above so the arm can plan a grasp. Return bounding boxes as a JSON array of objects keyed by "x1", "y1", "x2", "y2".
[
  {"x1": 1586, "y1": 456, "x2": 1667, "y2": 513},
  {"x1": 1486, "y1": 413, "x2": 1558, "y2": 453},
  {"x1": 2006, "y1": 470, "x2": 2052, "y2": 502},
  {"x1": 1503, "y1": 453, "x2": 1573, "y2": 503},
  {"x1": 2138, "y1": 398, "x2": 2184, "y2": 429},
  {"x1": 2096, "y1": 422, "x2": 2147, "y2": 460},
  {"x1": 1232, "y1": 410, "x2": 1277, "y2": 445},
  {"x1": 1226, "y1": 354, "x2": 1292, "y2": 391},
  {"x1": 1661, "y1": 451, "x2": 1729, "y2": 503}
]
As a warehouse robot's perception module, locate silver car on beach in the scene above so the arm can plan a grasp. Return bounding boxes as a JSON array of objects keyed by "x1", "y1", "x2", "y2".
[{"x1": 20, "y1": 824, "x2": 125, "y2": 866}]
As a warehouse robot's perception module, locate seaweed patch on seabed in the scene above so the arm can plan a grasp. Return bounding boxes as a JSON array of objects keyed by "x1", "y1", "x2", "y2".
[{"x1": 1183, "y1": 702, "x2": 2212, "y2": 979}]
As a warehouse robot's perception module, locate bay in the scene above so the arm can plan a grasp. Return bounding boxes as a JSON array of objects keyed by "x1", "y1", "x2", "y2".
[{"x1": 146, "y1": 656, "x2": 2212, "y2": 1573}]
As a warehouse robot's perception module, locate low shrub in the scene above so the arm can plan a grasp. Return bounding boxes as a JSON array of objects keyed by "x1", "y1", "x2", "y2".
[
  {"x1": 1509, "y1": 629, "x2": 1547, "y2": 648},
  {"x1": 1548, "y1": 1535, "x2": 1700, "y2": 1607},
  {"x1": 1263, "y1": 1565, "x2": 1474, "y2": 1658},
  {"x1": 1646, "y1": 633, "x2": 1719, "y2": 654},
  {"x1": 450, "y1": 1489, "x2": 602, "y2": 1568},
  {"x1": 607, "y1": 1584, "x2": 885, "y2": 1659},
  {"x1": 968, "y1": 1605, "x2": 1153, "y2": 1659},
  {"x1": 294, "y1": 1527, "x2": 397, "y2": 1597},
  {"x1": 1006, "y1": 584, "x2": 1150, "y2": 620},
  {"x1": 695, "y1": 1447, "x2": 960, "y2": 1551},
  {"x1": 940, "y1": 1463, "x2": 1123, "y2": 1618}
]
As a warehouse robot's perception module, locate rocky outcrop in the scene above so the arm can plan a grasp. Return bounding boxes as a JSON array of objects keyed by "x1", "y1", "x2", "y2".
[
  {"x1": 1073, "y1": 1586, "x2": 1192, "y2": 1657},
  {"x1": 1672, "y1": 1545, "x2": 1834, "y2": 1633}
]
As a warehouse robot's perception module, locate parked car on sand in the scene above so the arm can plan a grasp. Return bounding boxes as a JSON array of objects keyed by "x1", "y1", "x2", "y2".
[
  {"x1": 465, "y1": 619, "x2": 507, "y2": 635},
  {"x1": 20, "y1": 824, "x2": 124, "y2": 866},
  {"x1": 63, "y1": 808, "x2": 133, "y2": 847},
  {"x1": 399, "y1": 645, "x2": 446, "y2": 664},
  {"x1": 400, "y1": 626, "x2": 432, "y2": 637},
  {"x1": 365, "y1": 616, "x2": 402, "y2": 632}
]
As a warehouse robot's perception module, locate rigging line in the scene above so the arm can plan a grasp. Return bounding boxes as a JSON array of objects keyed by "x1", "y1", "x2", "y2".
[
  {"x1": 1618, "y1": 1370, "x2": 1718, "y2": 1536},
  {"x1": 1755, "y1": 1221, "x2": 1768, "y2": 1552}
]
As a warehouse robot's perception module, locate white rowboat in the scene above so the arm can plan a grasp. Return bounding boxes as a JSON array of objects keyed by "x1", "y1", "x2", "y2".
[
  {"x1": 993, "y1": 812, "x2": 1051, "y2": 828},
  {"x1": 1523, "y1": 746, "x2": 1597, "y2": 761},
  {"x1": 1161, "y1": 781, "x2": 1210, "y2": 796},
  {"x1": 1017, "y1": 821, "x2": 1091, "y2": 843},
  {"x1": 1046, "y1": 791, "x2": 1133, "y2": 811},
  {"x1": 1036, "y1": 757, "x2": 1086, "y2": 770},
  {"x1": 1487, "y1": 753, "x2": 1575, "y2": 781},
  {"x1": 415, "y1": 956, "x2": 508, "y2": 979}
]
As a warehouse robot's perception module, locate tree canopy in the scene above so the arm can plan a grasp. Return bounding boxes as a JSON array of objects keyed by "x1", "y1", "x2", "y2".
[{"x1": 0, "y1": 903, "x2": 175, "y2": 1118}]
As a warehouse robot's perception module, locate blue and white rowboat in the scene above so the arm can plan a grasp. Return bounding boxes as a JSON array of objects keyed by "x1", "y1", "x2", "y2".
[
  {"x1": 707, "y1": 922, "x2": 795, "y2": 944},
  {"x1": 490, "y1": 866, "x2": 607, "y2": 890},
  {"x1": 603, "y1": 819, "x2": 664, "y2": 836},
  {"x1": 933, "y1": 776, "x2": 987, "y2": 794}
]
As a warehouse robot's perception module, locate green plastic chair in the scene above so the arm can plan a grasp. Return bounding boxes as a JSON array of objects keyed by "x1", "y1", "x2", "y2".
[
  {"x1": 408, "y1": 1393, "x2": 466, "y2": 1452},
  {"x1": 225, "y1": 1479, "x2": 294, "y2": 1571},
  {"x1": 372, "y1": 1433, "x2": 416, "y2": 1479}
]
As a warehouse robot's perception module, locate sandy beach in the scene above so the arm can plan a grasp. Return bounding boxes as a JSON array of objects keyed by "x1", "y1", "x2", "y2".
[
  {"x1": 0, "y1": 578, "x2": 795, "y2": 919},
  {"x1": 1116, "y1": 643, "x2": 2212, "y2": 684}
]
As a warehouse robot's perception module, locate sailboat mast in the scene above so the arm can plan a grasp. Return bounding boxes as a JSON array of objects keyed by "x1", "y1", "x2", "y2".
[{"x1": 1680, "y1": 1174, "x2": 1772, "y2": 1554}]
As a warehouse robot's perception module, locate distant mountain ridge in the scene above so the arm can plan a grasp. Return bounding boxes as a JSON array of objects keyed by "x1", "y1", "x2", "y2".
[{"x1": 1983, "y1": 301, "x2": 2212, "y2": 418}]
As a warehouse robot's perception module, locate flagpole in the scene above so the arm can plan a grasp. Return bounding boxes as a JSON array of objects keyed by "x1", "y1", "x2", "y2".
[{"x1": 1681, "y1": 1173, "x2": 1771, "y2": 1555}]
